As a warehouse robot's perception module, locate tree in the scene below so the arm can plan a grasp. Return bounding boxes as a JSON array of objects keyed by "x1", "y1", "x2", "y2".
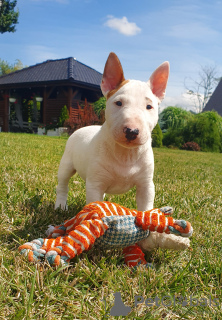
[
  {"x1": 0, "y1": 0, "x2": 19, "y2": 34},
  {"x1": 159, "y1": 106, "x2": 193, "y2": 132},
  {"x1": 185, "y1": 65, "x2": 219, "y2": 113},
  {"x1": 0, "y1": 58, "x2": 23, "y2": 75}
]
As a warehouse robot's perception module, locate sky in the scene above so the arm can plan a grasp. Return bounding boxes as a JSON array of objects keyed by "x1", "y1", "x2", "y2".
[{"x1": 1, "y1": 0, "x2": 222, "y2": 111}]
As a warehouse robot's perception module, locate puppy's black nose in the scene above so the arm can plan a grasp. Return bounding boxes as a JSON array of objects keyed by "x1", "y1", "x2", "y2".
[{"x1": 123, "y1": 127, "x2": 139, "y2": 141}]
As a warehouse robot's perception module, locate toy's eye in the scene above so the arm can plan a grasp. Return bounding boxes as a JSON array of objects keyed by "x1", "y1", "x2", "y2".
[
  {"x1": 146, "y1": 105, "x2": 153, "y2": 110},
  {"x1": 115, "y1": 101, "x2": 122, "y2": 107}
]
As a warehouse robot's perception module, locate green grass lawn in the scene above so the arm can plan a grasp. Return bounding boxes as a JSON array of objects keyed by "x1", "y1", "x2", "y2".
[{"x1": 0, "y1": 133, "x2": 221, "y2": 319}]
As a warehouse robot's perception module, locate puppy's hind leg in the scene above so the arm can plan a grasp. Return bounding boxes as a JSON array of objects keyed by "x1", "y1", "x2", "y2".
[{"x1": 55, "y1": 154, "x2": 76, "y2": 210}]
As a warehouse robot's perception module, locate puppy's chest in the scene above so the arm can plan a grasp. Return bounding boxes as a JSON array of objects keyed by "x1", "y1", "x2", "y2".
[
  {"x1": 104, "y1": 163, "x2": 140, "y2": 194},
  {"x1": 95, "y1": 141, "x2": 150, "y2": 193}
]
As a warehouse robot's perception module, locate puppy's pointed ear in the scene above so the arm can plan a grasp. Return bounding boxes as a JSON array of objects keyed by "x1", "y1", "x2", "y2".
[
  {"x1": 101, "y1": 52, "x2": 125, "y2": 97},
  {"x1": 148, "y1": 61, "x2": 170, "y2": 102}
]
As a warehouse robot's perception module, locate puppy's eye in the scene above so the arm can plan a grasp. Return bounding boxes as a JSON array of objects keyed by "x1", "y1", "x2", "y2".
[
  {"x1": 146, "y1": 105, "x2": 153, "y2": 110},
  {"x1": 115, "y1": 101, "x2": 122, "y2": 107}
]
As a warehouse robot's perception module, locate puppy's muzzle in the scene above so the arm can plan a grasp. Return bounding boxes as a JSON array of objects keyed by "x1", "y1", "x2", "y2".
[{"x1": 123, "y1": 127, "x2": 139, "y2": 141}]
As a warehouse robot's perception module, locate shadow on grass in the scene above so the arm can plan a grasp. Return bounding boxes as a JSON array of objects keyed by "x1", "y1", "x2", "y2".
[{"x1": 0, "y1": 195, "x2": 85, "y2": 247}]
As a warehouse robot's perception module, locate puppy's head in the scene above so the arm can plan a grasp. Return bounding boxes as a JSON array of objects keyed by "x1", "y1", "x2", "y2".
[{"x1": 101, "y1": 52, "x2": 169, "y2": 148}]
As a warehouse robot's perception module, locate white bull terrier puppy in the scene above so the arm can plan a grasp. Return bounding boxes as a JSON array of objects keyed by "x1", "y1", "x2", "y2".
[{"x1": 55, "y1": 52, "x2": 170, "y2": 211}]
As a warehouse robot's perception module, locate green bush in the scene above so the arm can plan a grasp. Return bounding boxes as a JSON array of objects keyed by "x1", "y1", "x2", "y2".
[
  {"x1": 159, "y1": 106, "x2": 194, "y2": 132},
  {"x1": 152, "y1": 123, "x2": 163, "y2": 147},
  {"x1": 183, "y1": 111, "x2": 221, "y2": 152},
  {"x1": 58, "y1": 105, "x2": 69, "y2": 127},
  {"x1": 162, "y1": 127, "x2": 185, "y2": 148},
  {"x1": 93, "y1": 97, "x2": 106, "y2": 116},
  {"x1": 162, "y1": 109, "x2": 222, "y2": 152}
]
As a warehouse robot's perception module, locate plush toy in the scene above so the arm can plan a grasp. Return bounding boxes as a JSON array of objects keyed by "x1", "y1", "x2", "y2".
[{"x1": 19, "y1": 201, "x2": 193, "y2": 267}]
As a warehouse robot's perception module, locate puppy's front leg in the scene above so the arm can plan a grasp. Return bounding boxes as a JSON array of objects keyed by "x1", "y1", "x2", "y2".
[
  {"x1": 55, "y1": 152, "x2": 76, "y2": 210},
  {"x1": 136, "y1": 180, "x2": 155, "y2": 211},
  {"x1": 86, "y1": 179, "x2": 105, "y2": 204}
]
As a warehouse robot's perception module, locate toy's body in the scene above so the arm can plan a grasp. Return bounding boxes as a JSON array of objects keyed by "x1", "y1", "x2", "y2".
[{"x1": 19, "y1": 201, "x2": 193, "y2": 267}]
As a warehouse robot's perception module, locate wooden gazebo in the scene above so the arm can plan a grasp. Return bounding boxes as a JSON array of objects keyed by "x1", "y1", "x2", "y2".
[{"x1": 0, "y1": 57, "x2": 102, "y2": 132}]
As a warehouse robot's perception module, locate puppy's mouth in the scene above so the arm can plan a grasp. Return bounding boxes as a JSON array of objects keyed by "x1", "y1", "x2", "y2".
[
  {"x1": 112, "y1": 126, "x2": 148, "y2": 148},
  {"x1": 117, "y1": 139, "x2": 145, "y2": 148},
  {"x1": 114, "y1": 129, "x2": 147, "y2": 148}
]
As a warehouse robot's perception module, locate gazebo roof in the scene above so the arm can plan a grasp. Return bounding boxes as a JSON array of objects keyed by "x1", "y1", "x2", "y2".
[
  {"x1": 0, "y1": 57, "x2": 102, "y2": 89},
  {"x1": 203, "y1": 79, "x2": 222, "y2": 116}
]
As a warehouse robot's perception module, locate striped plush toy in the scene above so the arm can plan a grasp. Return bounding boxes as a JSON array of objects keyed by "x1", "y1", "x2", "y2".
[{"x1": 19, "y1": 201, "x2": 193, "y2": 267}]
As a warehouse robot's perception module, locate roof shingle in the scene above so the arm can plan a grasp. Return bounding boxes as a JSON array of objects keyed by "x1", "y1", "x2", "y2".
[
  {"x1": 203, "y1": 79, "x2": 222, "y2": 116},
  {"x1": 0, "y1": 57, "x2": 102, "y2": 88}
]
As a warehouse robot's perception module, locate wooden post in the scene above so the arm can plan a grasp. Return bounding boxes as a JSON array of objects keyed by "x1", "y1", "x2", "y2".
[
  {"x1": 67, "y1": 87, "x2": 79, "y2": 114},
  {"x1": 67, "y1": 87, "x2": 72, "y2": 114},
  {"x1": 4, "y1": 91, "x2": 9, "y2": 132},
  {"x1": 43, "y1": 87, "x2": 47, "y2": 124}
]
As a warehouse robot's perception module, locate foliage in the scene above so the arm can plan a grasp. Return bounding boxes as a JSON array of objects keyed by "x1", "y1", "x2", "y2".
[
  {"x1": 93, "y1": 96, "x2": 106, "y2": 116},
  {"x1": 22, "y1": 99, "x2": 33, "y2": 123},
  {"x1": 58, "y1": 105, "x2": 69, "y2": 127},
  {"x1": 161, "y1": 107, "x2": 222, "y2": 152},
  {"x1": 182, "y1": 142, "x2": 201, "y2": 151},
  {"x1": 64, "y1": 99, "x2": 100, "y2": 135},
  {"x1": 152, "y1": 123, "x2": 163, "y2": 147},
  {"x1": 38, "y1": 123, "x2": 46, "y2": 129},
  {"x1": 183, "y1": 111, "x2": 222, "y2": 152},
  {"x1": 0, "y1": 58, "x2": 23, "y2": 76},
  {"x1": 0, "y1": 0, "x2": 19, "y2": 33},
  {"x1": 0, "y1": 133, "x2": 221, "y2": 319},
  {"x1": 162, "y1": 127, "x2": 185, "y2": 149},
  {"x1": 93, "y1": 96, "x2": 106, "y2": 124},
  {"x1": 159, "y1": 106, "x2": 194, "y2": 132},
  {"x1": 45, "y1": 122, "x2": 58, "y2": 131}
]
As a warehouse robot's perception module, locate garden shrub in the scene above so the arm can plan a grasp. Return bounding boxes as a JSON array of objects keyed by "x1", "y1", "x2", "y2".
[
  {"x1": 183, "y1": 111, "x2": 221, "y2": 152},
  {"x1": 162, "y1": 127, "x2": 185, "y2": 149},
  {"x1": 64, "y1": 100, "x2": 100, "y2": 135},
  {"x1": 58, "y1": 105, "x2": 69, "y2": 127},
  {"x1": 182, "y1": 142, "x2": 201, "y2": 151},
  {"x1": 93, "y1": 96, "x2": 106, "y2": 116},
  {"x1": 161, "y1": 107, "x2": 222, "y2": 153},
  {"x1": 152, "y1": 123, "x2": 163, "y2": 147},
  {"x1": 159, "y1": 106, "x2": 194, "y2": 132}
]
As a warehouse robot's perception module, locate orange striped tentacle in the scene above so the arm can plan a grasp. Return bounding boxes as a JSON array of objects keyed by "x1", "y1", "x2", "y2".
[
  {"x1": 172, "y1": 221, "x2": 192, "y2": 234},
  {"x1": 46, "y1": 224, "x2": 66, "y2": 238},
  {"x1": 110, "y1": 202, "x2": 136, "y2": 216},
  {"x1": 43, "y1": 237, "x2": 63, "y2": 251},
  {"x1": 89, "y1": 201, "x2": 135, "y2": 217},
  {"x1": 136, "y1": 209, "x2": 175, "y2": 233},
  {"x1": 62, "y1": 242, "x2": 80, "y2": 258},
  {"x1": 63, "y1": 204, "x2": 99, "y2": 231},
  {"x1": 76, "y1": 223, "x2": 97, "y2": 245},
  {"x1": 61, "y1": 218, "x2": 109, "y2": 259},
  {"x1": 64, "y1": 216, "x2": 79, "y2": 230},
  {"x1": 123, "y1": 244, "x2": 147, "y2": 267},
  {"x1": 28, "y1": 251, "x2": 34, "y2": 262},
  {"x1": 44, "y1": 239, "x2": 56, "y2": 251}
]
